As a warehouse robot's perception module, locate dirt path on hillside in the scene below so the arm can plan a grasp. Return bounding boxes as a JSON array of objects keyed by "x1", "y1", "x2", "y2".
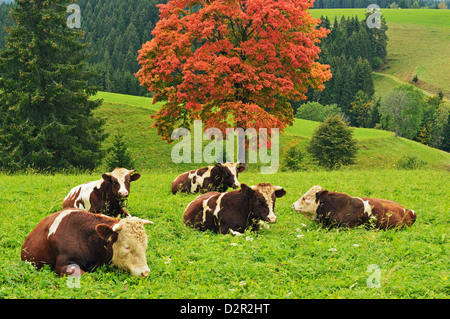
[{"x1": 372, "y1": 71, "x2": 436, "y2": 98}]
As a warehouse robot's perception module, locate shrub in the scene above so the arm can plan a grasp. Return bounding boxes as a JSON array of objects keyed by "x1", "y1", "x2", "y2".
[
  {"x1": 307, "y1": 115, "x2": 358, "y2": 170},
  {"x1": 396, "y1": 155, "x2": 427, "y2": 169},
  {"x1": 295, "y1": 101, "x2": 342, "y2": 122},
  {"x1": 372, "y1": 57, "x2": 383, "y2": 69},
  {"x1": 280, "y1": 138, "x2": 304, "y2": 171}
]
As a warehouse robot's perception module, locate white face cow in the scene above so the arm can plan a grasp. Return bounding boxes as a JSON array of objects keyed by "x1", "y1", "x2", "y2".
[
  {"x1": 102, "y1": 168, "x2": 141, "y2": 201},
  {"x1": 108, "y1": 217, "x2": 152, "y2": 277},
  {"x1": 292, "y1": 185, "x2": 323, "y2": 221}
]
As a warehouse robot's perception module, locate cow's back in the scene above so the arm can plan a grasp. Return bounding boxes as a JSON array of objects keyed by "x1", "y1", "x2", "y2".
[
  {"x1": 172, "y1": 171, "x2": 191, "y2": 194},
  {"x1": 361, "y1": 197, "x2": 416, "y2": 229},
  {"x1": 183, "y1": 192, "x2": 221, "y2": 229},
  {"x1": 62, "y1": 179, "x2": 102, "y2": 211}
]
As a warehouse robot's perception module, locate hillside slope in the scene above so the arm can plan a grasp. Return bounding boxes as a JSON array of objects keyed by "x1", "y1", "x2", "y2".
[
  {"x1": 93, "y1": 92, "x2": 450, "y2": 172},
  {"x1": 310, "y1": 9, "x2": 450, "y2": 98}
]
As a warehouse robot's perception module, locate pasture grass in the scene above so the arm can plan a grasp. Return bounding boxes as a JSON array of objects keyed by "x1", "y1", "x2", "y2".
[{"x1": 0, "y1": 170, "x2": 448, "y2": 299}]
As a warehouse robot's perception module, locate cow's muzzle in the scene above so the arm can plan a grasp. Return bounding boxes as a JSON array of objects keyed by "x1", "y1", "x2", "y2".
[{"x1": 266, "y1": 216, "x2": 277, "y2": 223}]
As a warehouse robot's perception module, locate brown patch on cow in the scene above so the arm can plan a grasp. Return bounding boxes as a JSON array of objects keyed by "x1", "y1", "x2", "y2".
[{"x1": 63, "y1": 187, "x2": 82, "y2": 208}]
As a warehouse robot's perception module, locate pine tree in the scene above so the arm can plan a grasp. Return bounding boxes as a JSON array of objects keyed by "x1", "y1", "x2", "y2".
[
  {"x1": 0, "y1": 0, "x2": 106, "y2": 171},
  {"x1": 442, "y1": 113, "x2": 450, "y2": 152},
  {"x1": 105, "y1": 131, "x2": 134, "y2": 171}
]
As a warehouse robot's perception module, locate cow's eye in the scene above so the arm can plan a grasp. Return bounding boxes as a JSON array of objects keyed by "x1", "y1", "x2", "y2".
[{"x1": 124, "y1": 245, "x2": 130, "y2": 252}]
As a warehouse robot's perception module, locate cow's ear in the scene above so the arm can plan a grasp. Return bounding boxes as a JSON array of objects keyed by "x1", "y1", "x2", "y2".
[
  {"x1": 240, "y1": 183, "x2": 251, "y2": 193},
  {"x1": 95, "y1": 224, "x2": 115, "y2": 241},
  {"x1": 274, "y1": 186, "x2": 286, "y2": 198},
  {"x1": 130, "y1": 172, "x2": 141, "y2": 182},
  {"x1": 214, "y1": 163, "x2": 224, "y2": 171},
  {"x1": 315, "y1": 190, "x2": 328, "y2": 203},
  {"x1": 237, "y1": 165, "x2": 246, "y2": 173},
  {"x1": 102, "y1": 173, "x2": 112, "y2": 183}
]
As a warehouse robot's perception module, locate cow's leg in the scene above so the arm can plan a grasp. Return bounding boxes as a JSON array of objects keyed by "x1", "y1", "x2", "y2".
[
  {"x1": 229, "y1": 229, "x2": 244, "y2": 236},
  {"x1": 54, "y1": 258, "x2": 86, "y2": 277},
  {"x1": 222, "y1": 222, "x2": 245, "y2": 236}
]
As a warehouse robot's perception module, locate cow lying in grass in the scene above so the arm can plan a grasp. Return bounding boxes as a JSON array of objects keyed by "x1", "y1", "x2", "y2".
[
  {"x1": 21, "y1": 209, "x2": 153, "y2": 277},
  {"x1": 172, "y1": 162, "x2": 245, "y2": 194},
  {"x1": 292, "y1": 186, "x2": 416, "y2": 229},
  {"x1": 184, "y1": 183, "x2": 286, "y2": 235},
  {"x1": 63, "y1": 168, "x2": 141, "y2": 218}
]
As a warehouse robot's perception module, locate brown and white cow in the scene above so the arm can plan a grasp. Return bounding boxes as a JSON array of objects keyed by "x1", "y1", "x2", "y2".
[
  {"x1": 183, "y1": 183, "x2": 286, "y2": 235},
  {"x1": 172, "y1": 162, "x2": 245, "y2": 194},
  {"x1": 292, "y1": 186, "x2": 417, "y2": 229},
  {"x1": 62, "y1": 168, "x2": 141, "y2": 218},
  {"x1": 21, "y1": 209, "x2": 153, "y2": 277}
]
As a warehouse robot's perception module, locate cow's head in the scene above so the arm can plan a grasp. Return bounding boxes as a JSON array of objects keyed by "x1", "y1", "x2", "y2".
[
  {"x1": 102, "y1": 168, "x2": 141, "y2": 201},
  {"x1": 242, "y1": 183, "x2": 286, "y2": 224},
  {"x1": 217, "y1": 162, "x2": 246, "y2": 189},
  {"x1": 292, "y1": 185, "x2": 325, "y2": 221},
  {"x1": 96, "y1": 217, "x2": 153, "y2": 277}
]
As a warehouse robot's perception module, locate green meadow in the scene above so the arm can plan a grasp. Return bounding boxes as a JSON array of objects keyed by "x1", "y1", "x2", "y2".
[
  {"x1": 0, "y1": 170, "x2": 448, "y2": 298},
  {"x1": 1, "y1": 8, "x2": 449, "y2": 300},
  {"x1": 310, "y1": 8, "x2": 450, "y2": 98},
  {"x1": 95, "y1": 91, "x2": 449, "y2": 172},
  {"x1": 1, "y1": 91, "x2": 449, "y2": 299}
]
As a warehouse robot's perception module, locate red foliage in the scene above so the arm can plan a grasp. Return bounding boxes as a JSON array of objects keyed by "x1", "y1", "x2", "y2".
[{"x1": 136, "y1": 0, "x2": 331, "y2": 141}]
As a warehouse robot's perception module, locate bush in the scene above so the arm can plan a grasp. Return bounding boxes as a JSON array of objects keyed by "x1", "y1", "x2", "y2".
[
  {"x1": 396, "y1": 155, "x2": 427, "y2": 169},
  {"x1": 308, "y1": 115, "x2": 358, "y2": 170},
  {"x1": 105, "y1": 131, "x2": 135, "y2": 171},
  {"x1": 280, "y1": 138, "x2": 304, "y2": 171},
  {"x1": 372, "y1": 57, "x2": 383, "y2": 69},
  {"x1": 295, "y1": 101, "x2": 342, "y2": 122}
]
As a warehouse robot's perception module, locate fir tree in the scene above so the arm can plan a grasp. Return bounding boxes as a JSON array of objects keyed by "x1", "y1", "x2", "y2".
[
  {"x1": 105, "y1": 131, "x2": 134, "y2": 171},
  {"x1": 442, "y1": 113, "x2": 450, "y2": 152},
  {"x1": 0, "y1": 0, "x2": 106, "y2": 171}
]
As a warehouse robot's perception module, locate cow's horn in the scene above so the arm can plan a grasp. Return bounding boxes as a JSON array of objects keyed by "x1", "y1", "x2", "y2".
[
  {"x1": 140, "y1": 219, "x2": 154, "y2": 225},
  {"x1": 112, "y1": 223, "x2": 123, "y2": 232}
]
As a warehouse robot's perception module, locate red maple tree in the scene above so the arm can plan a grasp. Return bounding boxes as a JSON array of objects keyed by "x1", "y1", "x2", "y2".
[{"x1": 136, "y1": 0, "x2": 331, "y2": 142}]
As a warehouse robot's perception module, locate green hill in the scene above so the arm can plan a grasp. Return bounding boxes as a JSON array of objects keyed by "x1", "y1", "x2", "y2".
[
  {"x1": 310, "y1": 9, "x2": 450, "y2": 99},
  {"x1": 93, "y1": 91, "x2": 450, "y2": 172}
]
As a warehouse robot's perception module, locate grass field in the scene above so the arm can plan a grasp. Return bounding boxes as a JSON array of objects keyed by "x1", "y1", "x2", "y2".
[
  {"x1": 0, "y1": 170, "x2": 448, "y2": 298},
  {"x1": 310, "y1": 9, "x2": 450, "y2": 98},
  {"x1": 0, "y1": 90, "x2": 449, "y2": 299},
  {"x1": 1, "y1": 7, "x2": 449, "y2": 301}
]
